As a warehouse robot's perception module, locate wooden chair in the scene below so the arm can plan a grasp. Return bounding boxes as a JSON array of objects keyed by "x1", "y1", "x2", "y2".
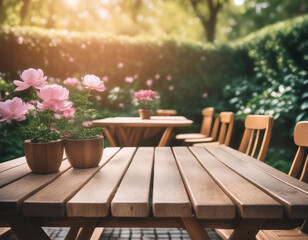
[
  {"x1": 238, "y1": 115, "x2": 274, "y2": 162},
  {"x1": 193, "y1": 112, "x2": 234, "y2": 147},
  {"x1": 156, "y1": 109, "x2": 177, "y2": 116},
  {"x1": 216, "y1": 121, "x2": 308, "y2": 240},
  {"x1": 175, "y1": 107, "x2": 214, "y2": 140}
]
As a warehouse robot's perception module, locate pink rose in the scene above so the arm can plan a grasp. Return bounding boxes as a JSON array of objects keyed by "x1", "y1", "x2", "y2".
[
  {"x1": 146, "y1": 79, "x2": 153, "y2": 87},
  {"x1": 82, "y1": 74, "x2": 106, "y2": 92},
  {"x1": 54, "y1": 113, "x2": 62, "y2": 119},
  {"x1": 95, "y1": 95, "x2": 102, "y2": 101},
  {"x1": 63, "y1": 77, "x2": 80, "y2": 86},
  {"x1": 82, "y1": 121, "x2": 92, "y2": 127},
  {"x1": 42, "y1": 100, "x2": 72, "y2": 113},
  {"x1": 166, "y1": 75, "x2": 172, "y2": 81},
  {"x1": 125, "y1": 76, "x2": 134, "y2": 83},
  {"x1": 134, "y1": 89, "x2": 157, "y2": 101},
  {"x1": 155, "y1": 74, "x2": 160, "y2": 79},
  {"x1": 0, "y1": 97, "x2": 34, "y2": 122},
  {"x1": 118, "y1": 62, "x2": 124, "y2": 68},
  {"x1": 119, "y1": 103, "x2": 124, "y2": 108},
  {"x1": 202, "y1": 92, "x2": 208, "y2": 98},
  {"x1": 102, "y1": 76, "x2": 109, "y2": 82},
  {"x1": 14, "y1": 68, "x2": 47, "y2": 91},
  {"x1": 169, "y1": 85, "x2": 174, "y2": 91},
  {"x1": 63, "y1": 107, "x2": 76, "y2": 119}
]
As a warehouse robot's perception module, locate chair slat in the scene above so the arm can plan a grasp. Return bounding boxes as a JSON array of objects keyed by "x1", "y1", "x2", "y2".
[
  {"x1": 246, "y1": 130, "x2": 255, "y2": 155},
  {"x1": 22, "y1": 148, "x2": 119, "y2": 217},
  {"x1": 66, "y1": 148, "x2": 136, "y2": 217},
  {"x1": 190, "y1": 147, "x2": 282, "y2": 219},
  {"x1": 251, "y1": 130, "x2": 260, "y2": 158},
  {"x1": 300, "y1": 155, "x2": 308, "y2": 183},
  {"x1": 111, "y1": 147, "x2": 154, "y2": 217},
  {"x1": 152, "y1": 147, "x2": 192, "y2": 217},
  {"x1": 218, "y1": 123, "x2": 227, "y2": 144},
  {"x1": 207, "y1": 146, "x2": 308, "y2": 218},
  {"x1": 172, "y1": 147, "x2": 235, "y2": 219},
  {"x1": 289, "y1": 147, "x2": 306, "y2": 178}
]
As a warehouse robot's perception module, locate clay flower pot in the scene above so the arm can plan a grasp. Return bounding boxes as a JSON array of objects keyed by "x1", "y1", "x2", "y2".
[
  {"x1": 24, "y1": 139, "x2": 64, "y2": 174},
  {"x1": 139, "y1": 109, "x2": 153, "y2": 120},
  {"x1": 64, "y1": 136, "x2": 104, "y2": 168}
]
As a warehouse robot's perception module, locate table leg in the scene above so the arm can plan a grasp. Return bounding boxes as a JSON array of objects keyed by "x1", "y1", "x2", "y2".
[
  {"x1": 103, "y1": 127, "x2": 117, "y2": 147},
  {"x1": 229, "y1": 219, "x2": 264, "y2": 240},
  {"x1": 76, "y1": 219, "x2": 99, "y2": 240},
  {"x1": 65, "y1": 227, "x2": 80, "y2": 240},
  {"x1": 181, "y1": 217, "x2": 211, "y2": 240},
  {"x1": 158, "y1": 127, "x2": 173, "y2": 147},
  {"x1": 8, "y1": 217, "x2": 50, "y2": 240}
]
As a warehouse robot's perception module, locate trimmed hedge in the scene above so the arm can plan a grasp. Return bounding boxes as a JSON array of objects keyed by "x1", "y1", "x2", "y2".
[{"x1": 1, "y1": 15, "x2": 308, "y2": 171}]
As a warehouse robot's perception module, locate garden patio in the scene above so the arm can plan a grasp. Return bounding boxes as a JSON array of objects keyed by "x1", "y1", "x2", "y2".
[{"x1": 0, "y1": 0, "x2": 308, "y2": 239}]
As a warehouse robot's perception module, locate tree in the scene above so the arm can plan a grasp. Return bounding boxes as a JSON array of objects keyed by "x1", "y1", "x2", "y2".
[{"x1": 190, "y1": 0, "x2": 229, "y2": 42}]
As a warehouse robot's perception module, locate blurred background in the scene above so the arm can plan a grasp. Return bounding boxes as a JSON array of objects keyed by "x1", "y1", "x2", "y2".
[{"x1": 0, "y1": 0, "x2": 308, "y2": 173}]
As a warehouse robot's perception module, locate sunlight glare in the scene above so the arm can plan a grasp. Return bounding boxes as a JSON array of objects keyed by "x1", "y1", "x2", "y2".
[
  {"x1": 234, "y1": 0, "x2": 245, "y2": 6},
  {"x1": 65, "y1": 0, "x2": 79, "y2": 6}
]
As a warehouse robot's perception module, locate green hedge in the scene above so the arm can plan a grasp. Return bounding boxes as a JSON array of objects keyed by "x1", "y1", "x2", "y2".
[{"x1": 1, "y1": 16, "x2": 308, "y2": 171}]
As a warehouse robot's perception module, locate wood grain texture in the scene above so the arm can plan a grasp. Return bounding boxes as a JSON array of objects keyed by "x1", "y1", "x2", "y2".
[
  {"x1": 153, "y1": 147, "x2": 192, "y2": 217},
  {"x1": 0, "y1": 161, "x2": 71, "y2": 215},
  {"x1": 111, "y1": 147, "x2": 154, "y2": 217},
  {"x1": 66, "y1": 148, "x2": 136, "y2": 217},
  {"x1": 222, "y1": 146, "x2": 308, "y2": 195},
  {"x1": 23, "y1": 148, "x2": 120, "y2": 217},
  {"x1": 0, "y1": 163, "x2": 31, "y2": 188},
  {"x1": 181, "y1": 217, "x2": 211, "y2": 240},
  {"x1": 190, "y1": 147, "x2": 283, "y2": 219},
  {"x1": 172, "y1": 147, "x2": 235, "y2": 219},
  {"x1": 0, "y1": 157, "x2": 26, "y2": 173},
  {"x1": 206, "y1": 146, "x2": 308, "y2": 218}
]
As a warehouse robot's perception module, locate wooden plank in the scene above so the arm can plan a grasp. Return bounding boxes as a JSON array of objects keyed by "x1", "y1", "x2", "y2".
[
  {"x1": 172, "y1": 147, "x2": 235, "y2": 219},
  {"x1": 206, "y1": 146, "x2": 308, "y2": 218},
  {"x1": 190, "y1": 147, "x2": 283, "y2": 219},
  {"x1": 0, "y1": 163, "x2": 31, "y2": 188},
  {"x1": 66, "y1": 148, "x2": 136, "y2": 217},
  {"x1": 111, "y1": 147, "x2": 154, "y2": 217},
  {"x1": 0, "y1": 161, "x2": 71, "y2": 215},
  {"x1": 223, "y1": 146, "x2": 308, "y2": 195},
  {"x1": 152, "y1": 147, "x2": 192, "y2": 217},
  {"x1": 0, "y1": 157, "x2": 26, "y2": 173},
  {"x1": 23, "y1": 148, "x2": 120, "y2": 217}
]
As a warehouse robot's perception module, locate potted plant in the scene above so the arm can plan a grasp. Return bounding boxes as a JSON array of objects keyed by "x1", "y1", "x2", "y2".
[
  {"x1": 133, "y1": 89, "x2": 159, "y2": 119},
  {"x1": 60, "y1": 74, "x2": 105, "y2": 169},
  {"x1": 0, "y1": 68, "x2": 72, "y2": 173}
]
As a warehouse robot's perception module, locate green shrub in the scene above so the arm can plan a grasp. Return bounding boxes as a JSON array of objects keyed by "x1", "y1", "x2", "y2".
[{"x1": 1, "y1": 15, "x2": 308, "y2": 171}]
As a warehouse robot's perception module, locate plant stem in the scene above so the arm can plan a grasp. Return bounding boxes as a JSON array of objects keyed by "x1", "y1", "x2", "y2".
[
  {"x1": 48, "y1": 109, "x2": 51, "y2": 127},
  {"x1": 81, "y1": 89, "x2": 91, "y2": 124},
  {"x1": 32, "y1": 88, "x2": 41, "y2": 123}
]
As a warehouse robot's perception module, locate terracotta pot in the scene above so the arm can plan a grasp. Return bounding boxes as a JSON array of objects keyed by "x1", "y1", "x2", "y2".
[
  {"x1": 138, "y1": 109, "x2": 153, "y2": 120},
  {"x1": 64, "y1": 136, "x2": 104, "y2": 168},
  {"x1": 24, "y1": 139, "x2": 64, "y2": 174}
]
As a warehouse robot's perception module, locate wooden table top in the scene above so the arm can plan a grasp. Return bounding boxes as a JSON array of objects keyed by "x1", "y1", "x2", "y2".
[
  {"x1": 1, "y1": 146, "x2": 308, "y2": 222},
  {"x1": 92, "y1": 116, "x2": 193, "y2": 127}
]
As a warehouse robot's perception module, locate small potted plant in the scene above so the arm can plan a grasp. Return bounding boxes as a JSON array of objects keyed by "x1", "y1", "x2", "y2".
[
  {"x1": 0, "y1": 68, "x2": 72, "y2": 173},
  {"x1": 133, "y1": 89, "x2": 159, "y2": 119},
  {"x1": 61, "y1": 74, "x2": 105, "y2": 169}
]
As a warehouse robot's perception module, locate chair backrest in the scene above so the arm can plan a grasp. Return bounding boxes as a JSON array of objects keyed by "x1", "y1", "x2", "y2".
[
  {"x1": 200, "y1": 107, "x2": 215, "y2": 137},
  {"x1": 215, "y1": 112, "x2": 234, "y2": 146},
  {"x1": 239, "y1": 115, "x2": 274, "y2": 162},
  {"x1": 156, "y1": 109, "x2": 177, "y2": 116},
  {"x1": 288, "y1": 121, "x2": 308, "y2": 183}
]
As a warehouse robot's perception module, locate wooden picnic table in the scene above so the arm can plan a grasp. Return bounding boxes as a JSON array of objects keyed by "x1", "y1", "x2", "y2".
[
  {"x1": 0, "y1": 146, "x2": 308, "y2": 240},
  {"x1": 92, "y1": 116, "x2": 193, "y2": 147}
]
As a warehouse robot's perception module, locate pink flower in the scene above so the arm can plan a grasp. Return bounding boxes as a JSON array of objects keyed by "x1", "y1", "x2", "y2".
[
  {"x1": 146, "y1": 79, "x2": 153, "y2": 87},
  {"x1": 155, "y1": 74, "x2": 160, "y2": 79},
  {"x1": 202, "y1": 92, "x2": 208, "y2": 98},
  {"x1": 54, "y1": 113, "x2": 62, "y2": 119},
  {"x1": 38, "y1": 84, "x2": 71, "y2": 112},
  {"x1": 134, "y1": 74, "x2": 138, "y2": 79},
  {"x1": 0, "y1": 97, "x2": 34, "y2": 122},
  {"x1": 166, "y1": 75, "x2": 172, "y2": 81},
  {"x1": 82, "y1": 74, "x2": 105, "y2": 92},
  {"x1": 169, "y1": 85, "x2": 174, "y2": 91},
  {"x1": 14, "y1": 68, "x2": 47, "y2": 91},
  {"x1": 95, "y1": 95, "x2": 102, "y2": 101},
  {"x1": 82, "y1": 121, "x2": 92, "y2": 127},
  {"x1": 63, "y1": 107, "x2": 76, "y2": 119},
  {"x1": 102, "y1": 76, "x2": 109, "y2": 82},
  {"x1": 125, "y1": 76, "x2": 134, "y2": 83},
  {"x1": 118, "y1": 62, "x2": 124, "y2": 68},
  {"x1": 119, "y1": 103, "x2": 124, "y2": 108},
  {"x1": 134, "y1": 89, "x2": 157, "y2": 101},
  {"x1": 63, "y1": 77, "x2": 79, "y2": 86}
]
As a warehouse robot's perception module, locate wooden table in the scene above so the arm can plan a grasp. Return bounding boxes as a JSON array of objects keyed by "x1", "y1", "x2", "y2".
[
  {"x1": 92, "y1": 116, "x2": 193, "y2": 147},
  {"x1": 1, "y1": 146, "x2": 308, "y2": 240}
]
